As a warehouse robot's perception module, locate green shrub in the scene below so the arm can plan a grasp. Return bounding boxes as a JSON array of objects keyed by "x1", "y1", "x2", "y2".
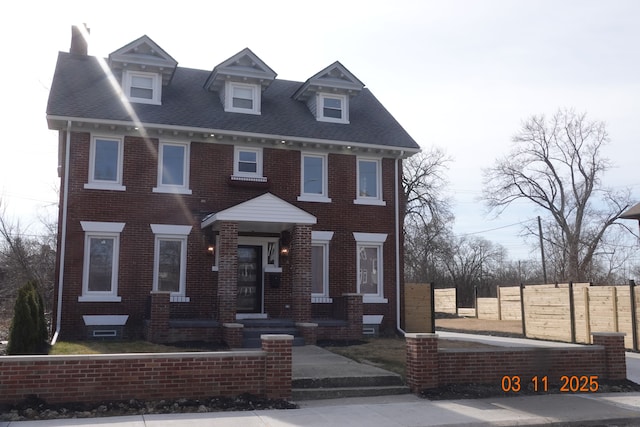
[{"x1": 7, "y1": 281, "x2": 49, "y2": 355}]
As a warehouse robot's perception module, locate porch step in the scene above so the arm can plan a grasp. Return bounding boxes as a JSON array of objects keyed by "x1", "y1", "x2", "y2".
[
  {"x1": 239, "y1": 319, "x2": 305, "y2": 348},
  {"x1": 292, "y1": 375, "x2": 409, "y2": 401}
]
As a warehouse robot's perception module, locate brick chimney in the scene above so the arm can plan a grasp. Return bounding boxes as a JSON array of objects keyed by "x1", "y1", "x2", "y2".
[{"x1": 70, "y1": 24, "x2": 89, "y2": 56}]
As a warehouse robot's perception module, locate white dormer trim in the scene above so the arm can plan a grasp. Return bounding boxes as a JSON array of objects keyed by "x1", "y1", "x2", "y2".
[
  {"x1": 204, "y1": 48, "x2": 277, "y2": 93},
  {"x1": 225, "y1": 82, "x2": 261, "y2": 115},
  {"x1": 316, "y1": 93, "x2": 349, "y2": 124},
  {"x1": 108, "y1": 35, "x2": 178, "y2": 86}
]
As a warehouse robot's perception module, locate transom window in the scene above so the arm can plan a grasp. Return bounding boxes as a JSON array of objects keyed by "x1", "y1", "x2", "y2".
[
  {"x1": 153, "y1": 141, "x2": 192, "y2": 194},
  {"x1": 79, "y1": 221, "x2": 125, "y2": 302},
  {"x1": 123, "y1": 71, "x2": 161, "y2": 105},
  {"x1": 86, "y1": 136, "x2": 125, "y2": 191},
  {"x1": 355, "y1": 158, "x2": 385, "y2": 206},
  {"x1": 225, "y1": 82, "x2": 260, "y2": 114},
  {"x1": 299, "y1": 153, "x2": 331, "y2": 202},
  {"x1": 317, "y1": 94, "x2": 348, "y2": 124}
]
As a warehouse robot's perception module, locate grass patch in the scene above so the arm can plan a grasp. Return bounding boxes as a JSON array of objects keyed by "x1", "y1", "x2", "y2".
[
  {"x1": 322, "y1": 338, "x2": 407, "y2": 378},
  {"x1": 50, "y1": 340, "x2": 218, "y2": 355}
]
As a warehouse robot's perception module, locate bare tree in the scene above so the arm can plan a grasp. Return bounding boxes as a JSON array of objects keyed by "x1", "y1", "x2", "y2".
[{"x1": 483, "y1": 109, "x2": 631, "y2": 282}]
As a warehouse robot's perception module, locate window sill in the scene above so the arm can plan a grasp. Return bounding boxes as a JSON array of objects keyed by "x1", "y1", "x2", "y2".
[
  {"x1": 153, "y1": 186, "x2": 193, "y2": 195},
  {"x1": 297, "y1": 195, "x2": 332, "y2": 203},
  {"x1": 84, "y1": 183, "x2": 126, "y2": 192},
  {"x1": 78, "y1": 295, "x2": 122, "y2": 303},
  {"x1": 353, "y1": 198, "x2": 387, "y2": 206},
  {"x1": 311, "y1": 296, "x2": 333, "y2": 303},
  {"x1": 170, "y1": 296, "x2": 190, "y2": 303},
  {"x1": 363, "y1": 296, "x2": 388, "y2": 304}
]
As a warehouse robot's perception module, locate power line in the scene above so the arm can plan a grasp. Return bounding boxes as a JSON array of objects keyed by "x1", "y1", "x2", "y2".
[{"x1": 458, "y1": 218, "x2": 536, "y2": 236}]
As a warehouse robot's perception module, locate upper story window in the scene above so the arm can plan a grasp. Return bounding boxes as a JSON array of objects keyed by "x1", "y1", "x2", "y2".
[
  {"x1": 232, "y1": 146, "x2": 266, "y2": 182},
  {"x1": 79, "y1": 221, "x2": 125, "y2": 303},
  {"x1": 298, "y1": 153, "x2": 331, "y2": 203},
  {"x1": 85, "y1": 136, "x2": 126, "y2": 191},
  {"x1": 317, "y1": 94, "x2": 348, "y2": 124},
  {"x1": 153, "y1": 141, "x2": 192, "y2": 194},
  {"x1": 225, "y1": 82, "x2": 260, "y2": 115},
  {"x1": 123, "y1": 70, "x2": 161, "y2": 105},
  {"x1": 354, "y1": 158, "x2": 386, "y2": 206}
]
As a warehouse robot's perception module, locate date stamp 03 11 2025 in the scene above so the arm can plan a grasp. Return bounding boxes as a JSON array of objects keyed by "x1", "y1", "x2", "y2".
[{"x1": 501, "y1": 375, "x2": 600, "y2": 393}]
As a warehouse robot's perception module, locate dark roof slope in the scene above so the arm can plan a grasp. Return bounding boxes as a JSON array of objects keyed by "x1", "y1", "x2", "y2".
[{"x1": 47, "y1": 52, "x2": 420, "y2": 150}]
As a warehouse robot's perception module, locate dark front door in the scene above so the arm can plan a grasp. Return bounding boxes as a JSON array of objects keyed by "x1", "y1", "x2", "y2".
[{"x1": 237, "y1": 245, "x2": 262, "y2": 313}]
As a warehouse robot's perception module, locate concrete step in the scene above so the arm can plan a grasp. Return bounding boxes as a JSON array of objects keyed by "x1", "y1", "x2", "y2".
[
  {"x1": 292, "y1": 385, "x2": 410, "y2": 401},
  {"x1": 242, "y1": 327, "x2": 299, "y2": 338},
  {"x1": 242, "y1": 336, "x2": 306, "y2": 348}
]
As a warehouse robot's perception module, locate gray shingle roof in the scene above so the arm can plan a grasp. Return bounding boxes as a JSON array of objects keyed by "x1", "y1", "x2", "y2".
[{"x1": 46, "y1": 52, "x2": 420, "y2": 151}]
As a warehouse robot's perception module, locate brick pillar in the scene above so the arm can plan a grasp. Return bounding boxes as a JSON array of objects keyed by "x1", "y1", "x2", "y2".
[
  {"x1": 148, "y1": 291, "x2": 170, "y2": 343},
  {"x1": 291, "y1": 224, "x2": 312, "y2": 323},
  {"x1": 218, "y1": 222, "x2": 238, "y2": 324},
  {"x1": 223, "y1": 323, "x2": 244, "y2": 349},
  {"x1": 344, "y1": 293, "x2": 363, "y2": 340},
  {"x1": 405, "y1": 333, "x2": 439, "y2": 393},
  {"x1": 261, "y1": 334, "x2": 293, "y2": 399},
  {"x1": 592, "y1": 332, "x2": 627, "y2": 380},
  {"x1": 295, "y1": 322, "x2": 318, "y2": 345}
]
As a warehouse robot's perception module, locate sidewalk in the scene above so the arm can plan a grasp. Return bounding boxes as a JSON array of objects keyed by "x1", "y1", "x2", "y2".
[{"x1": 4, "y1": 392, "x2": 640, "y2": 426}]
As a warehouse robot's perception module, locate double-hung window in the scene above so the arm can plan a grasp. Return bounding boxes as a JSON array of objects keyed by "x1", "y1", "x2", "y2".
[
  {"x1": 232, "y1": 147, "x2": 266, "y2": 182},
  {"x1": 353, "y1": 232, "x2": 388, "y2": 303},
  {"x1": 354, "y1": 158, "x2": 385, "y2": 206},
  {"x1": 311, "y1": 231, "x2": 334, "y2": 302},
  {"x1": 79, "y1": 221, "x2": 125, "y2": 302},
  {"x1": 225, "y1": 82, "x2": 260, "y2": 114},
  {"x1": 153, "y1": 141, "x2": 192, "y2": 194},
  {"x1": 123, "y1": 71, "x2": 161, "y2": 105},
  {"x1": 85, "y1": 136, "x2": 125, "y2": 191},
  {"x1": 151, "y1": 224, "x2": 192, "y2": 302},
  {"x1": 317, "y1": 94, "x2": 348, "y2": 123},
  {"x1": 298, "y1": 153, "x2": 331, "y2": 202}
]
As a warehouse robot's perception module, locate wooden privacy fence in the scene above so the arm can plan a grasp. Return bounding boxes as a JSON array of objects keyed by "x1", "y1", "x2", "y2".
[
  {"x1": 404, "y1": 283, "x2": 435, "y2": 333},
  {"x1": 433, "y1": 288, "x2": 456, "y2": 314}
]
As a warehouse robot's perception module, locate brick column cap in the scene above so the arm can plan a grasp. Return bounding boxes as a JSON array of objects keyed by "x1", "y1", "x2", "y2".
[
  {"x1": 405, "y1": 333, "x2": 438, "y2": 339},
  {"x1": 295, "y1": 322, "x2": 318, "y2": 328},
  {"x1": 223, "y1": 323, "x2": 244, "y2": 329},
  {"x1": 592, "y1": 332, "x2": 626, "y2": 337},
  {"x1": 261, "y1": 334, "x2": 294, "y2": 341}
]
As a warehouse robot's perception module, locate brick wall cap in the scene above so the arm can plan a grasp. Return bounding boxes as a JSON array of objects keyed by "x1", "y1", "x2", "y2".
[
  {"x1": 592, "y1": 332, "x2": 626, "y2": 337},
  {"x1": 150, "y1": 291, "x2": 172, "y2": 295},
  {"x1": 261, "y1": 334, "x2": 294, "y2": 341},
  {"x1": 405, "y1": 333, "x2": 438, "y2": 339},
  {"x1": 223, "y1": 323, "x2": 244, "y2": 328},
  {"x1": 295, "y1": 322, "x2": 318, "y2": 328},
  {"x1": 0, "y1": 351, "x2": 264, "y2": 363}
]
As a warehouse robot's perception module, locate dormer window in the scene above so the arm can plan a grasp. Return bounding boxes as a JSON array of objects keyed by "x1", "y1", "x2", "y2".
[
  {"x1": 225, "y1": 82, "x2": 260, "y2": 114},
  {"x1": 123, "y1": 70, "x2": 161, "y2": 105},
  {"x1": 318, "y1": 94, "x2": 348, "y2": 123}
]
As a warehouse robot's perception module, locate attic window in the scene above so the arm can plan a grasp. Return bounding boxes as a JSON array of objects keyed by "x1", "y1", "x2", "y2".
[
  {"x1": 225, "y1": 82, "x2": 260, "y2": 115},
  {"x1": 317, "y1": 94, "x2": 348, "y2": 124},
  {"x1": 123, "y1": 70, "x2": 161, "y2": 105}
]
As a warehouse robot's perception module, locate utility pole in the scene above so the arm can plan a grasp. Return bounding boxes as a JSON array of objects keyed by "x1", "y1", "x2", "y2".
[{"x1": 538, "y1": 216, "x2": 548, "y2": 284}]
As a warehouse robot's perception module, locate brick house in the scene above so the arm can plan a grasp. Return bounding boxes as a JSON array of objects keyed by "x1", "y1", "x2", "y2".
[{"x1": 46, "y1": 27, "x2": 420, "y2": 346}]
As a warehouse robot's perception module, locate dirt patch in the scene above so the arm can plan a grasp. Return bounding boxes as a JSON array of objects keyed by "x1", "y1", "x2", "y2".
[{"x1": 436, "y1": 318, "x2": 523, "y2": 337}]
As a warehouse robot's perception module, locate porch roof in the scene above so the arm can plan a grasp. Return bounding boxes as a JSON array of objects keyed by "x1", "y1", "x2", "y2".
[
  {"x1": 201, "y1": 192, "x2": 317, "y2": 232},
  {"x1": 620, "y1": 202, "x2": 640, "y2": 220}
]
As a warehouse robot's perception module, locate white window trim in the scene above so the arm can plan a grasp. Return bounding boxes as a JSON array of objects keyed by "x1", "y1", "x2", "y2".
[
  {"x1": 153, "y1": 141, "x2": 192, "y2": 195},
  {"x1": 233, "y1": 146, "x2": 264, "y2": 179},
  {"x1": 85, "y1": 136, "x2": 126, "y2": 191},
  {"x1": 298, "y1": 152, "x2": 332, "y2": 203},
  {"x1": 79, "y1": 221, "x2": 125, "y2": 303},
  {"x1": 123, "y1": 70, "x2": 161, "y2": 105},
  {"x1": 151, "y1": 224, "x2": 192, "y2": 302},
  {"x1": 317, "y1": 93, "x2": 349, "y2": 124},
  {"x1": 354, "y1": 157, "x2": 386, "y2": 206},
  {"x1": 311, "y1": 231, "x2": 334, "y2": 302},
  {"x1": 353, "y1": 232, "x2": 388, "y2": 303},
  {"x1": 225, "y1": 81, "x2": 261, "y2": 115}
]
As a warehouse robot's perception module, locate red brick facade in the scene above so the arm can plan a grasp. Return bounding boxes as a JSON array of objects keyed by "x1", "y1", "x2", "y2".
[{"x1": 54, "y1": 131, "x2": 404, "y2": 341}]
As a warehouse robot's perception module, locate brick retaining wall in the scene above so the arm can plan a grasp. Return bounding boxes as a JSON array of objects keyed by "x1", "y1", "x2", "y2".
[
  {"x1": 406, "y1": 332, "x2": 626, "y2": 393},
  {"x1": 0, "y1": 335, "x2": 292, "y2": 406}
]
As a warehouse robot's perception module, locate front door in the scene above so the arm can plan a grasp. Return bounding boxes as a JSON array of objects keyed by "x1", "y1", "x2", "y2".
[{"x1": 237, "y1": 245, "x2": 262, "y2": 313}]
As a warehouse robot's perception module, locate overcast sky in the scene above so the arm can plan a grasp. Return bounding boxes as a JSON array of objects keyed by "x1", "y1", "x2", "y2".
[{"x1": 2, "y1": 0, "x2": 639, "y2": 262}]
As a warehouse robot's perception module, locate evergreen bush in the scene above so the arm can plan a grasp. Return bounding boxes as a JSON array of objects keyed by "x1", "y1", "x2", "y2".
[{"x1": 7, "y1": 281, "x2": 49, "y2": 355}]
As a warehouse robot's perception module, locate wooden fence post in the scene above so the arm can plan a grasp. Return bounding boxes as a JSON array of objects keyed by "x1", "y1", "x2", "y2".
[
  {"x1": 474, "y1": 286, "x2": 478, "y2": 318},
  {"x1": 583, "y1": 286, "x2": 591, "y2": 343},
  {"x1": 497, "y1": 286, "x2": 502, "y2": 320},
  {"x1": 611, "y1": 286, "x2": 619, "y2": 332},
  {"x1": 520, "y1": 283, "x2": 526, "y2": 337},
  {"x1": 430, "y1": 283, "x2": 436, "y2": 333},
  {"x1": 569, "y1": 282, "x2": 576, "y2": 343},
  {"x1": 630, "y1": 280, "x2": 638, "y2": 351}
]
